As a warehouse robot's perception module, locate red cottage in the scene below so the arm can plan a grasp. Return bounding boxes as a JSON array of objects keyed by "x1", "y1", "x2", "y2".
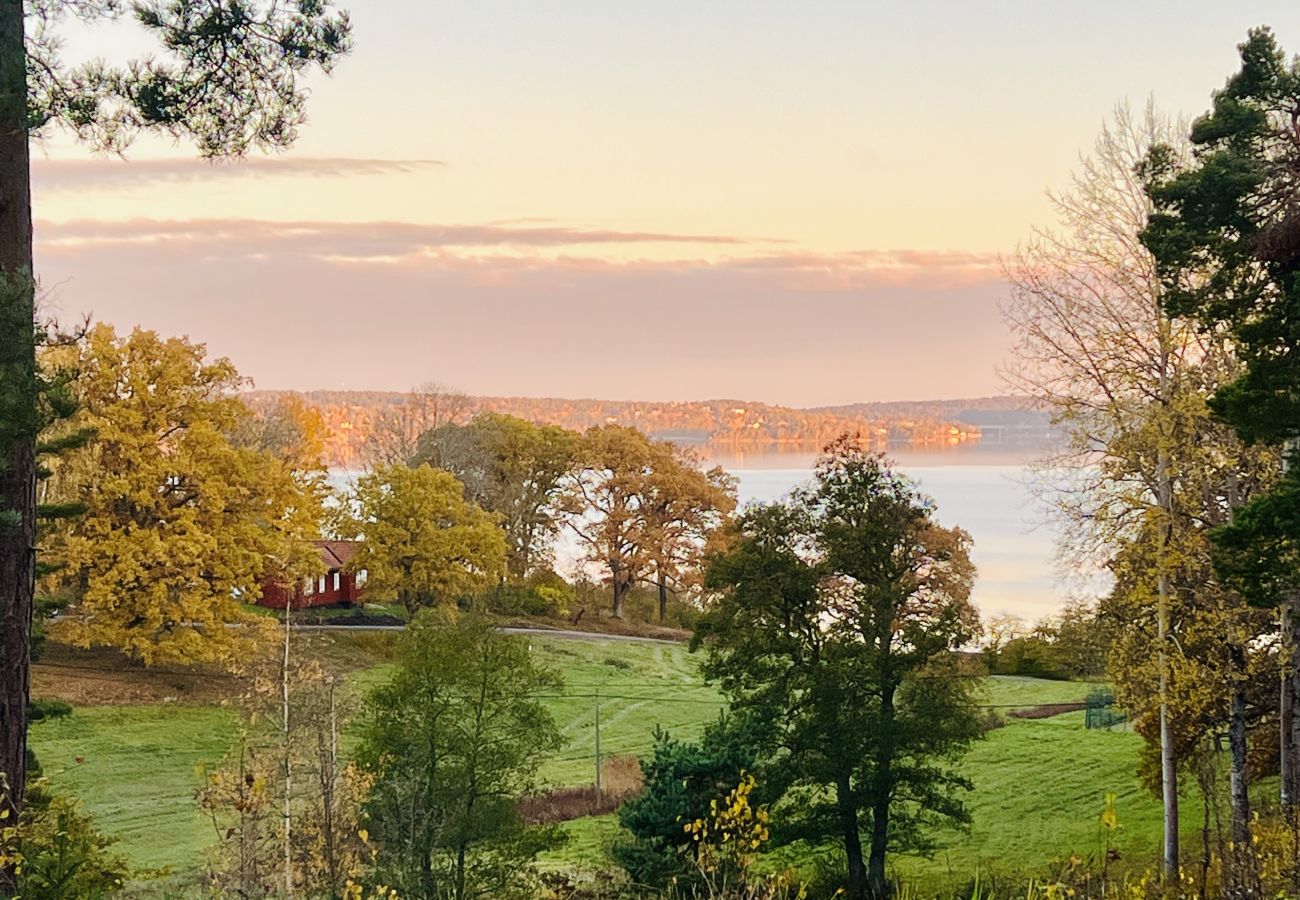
[{"x1": 259, "y1": 540, "x2": 363, "y2": 609}]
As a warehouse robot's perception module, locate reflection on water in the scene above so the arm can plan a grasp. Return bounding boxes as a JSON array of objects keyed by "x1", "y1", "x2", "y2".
[{"x1": 699, "y1": 433, "x2": 1053, "y2": 471}]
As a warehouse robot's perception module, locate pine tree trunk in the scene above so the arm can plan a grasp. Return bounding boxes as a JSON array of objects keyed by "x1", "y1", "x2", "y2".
[
  {"x1": 0, "y1": 4, "x2": 34, "y2": 891},
  {"x1": 836, "y1": 773, "x2": 867, "y2": 899}
]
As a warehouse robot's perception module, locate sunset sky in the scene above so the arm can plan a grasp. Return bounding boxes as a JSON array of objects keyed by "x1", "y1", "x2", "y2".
[{"x1": 30, "y1": 2, "x2": 1300, "y2": 405}]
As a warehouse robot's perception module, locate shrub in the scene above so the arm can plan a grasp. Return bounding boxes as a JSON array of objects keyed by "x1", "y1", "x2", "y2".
[
  {"x1": 14, "y1": 792, "x2": 130, "y2": 898},
  {"x1": 614, "y1": 718, "x2": 758, "y2": 889},
  {"x1": 27, "y1": 698, "x2": 72, "y2": 721},
  {"x1": 994, "y1": 636, "x2": 1066, "y2": 679}
]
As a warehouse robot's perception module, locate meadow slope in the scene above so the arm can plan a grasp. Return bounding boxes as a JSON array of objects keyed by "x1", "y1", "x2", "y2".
[{"x1": 28, "y1": 634, "x2": 1177, "y2": 892}]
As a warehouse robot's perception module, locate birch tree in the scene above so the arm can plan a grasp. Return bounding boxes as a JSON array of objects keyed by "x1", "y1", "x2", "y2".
[
  {"x1": 1003, "y1": 103, "x2": 1276, "y2": 880},
  {"x1": 1141, "y1": 28, "x2": 1300, "y2": 827}
]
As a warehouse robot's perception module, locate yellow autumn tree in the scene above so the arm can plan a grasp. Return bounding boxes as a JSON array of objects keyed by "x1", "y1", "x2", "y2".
[
  {"x1": 44, "y1": 325, "x2": 322, "y2": 665},
  {"x1": 345, "y1": 464, "x2": 506, "y2": 613}
]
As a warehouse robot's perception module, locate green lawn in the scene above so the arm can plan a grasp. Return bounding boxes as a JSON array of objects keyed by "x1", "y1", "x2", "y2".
[
  {"x1": 27, "y1": 636, "x2": 1172, "y2": 893},
  {"x1": 526, "y1": 637, "x2": 725, "y2": 786},
  {"x1": 29, "y1": 705, "x2": 237, "y2": 876}
]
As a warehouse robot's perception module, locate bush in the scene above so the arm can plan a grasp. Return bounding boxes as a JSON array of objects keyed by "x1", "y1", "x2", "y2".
[
  {"x1": 994, "y1": 636, "x2": 1066, "y2": 679},
  {"x1": 14, "y1": 792, "x2": 131, "y2": 898},
  {"x1": 614, "y1": 718, "x2": 759, "y2": 890},
  {"x1": 477, "y1": 573, "x2": 579, "y2": 618},
  {"x1": 27, "y1": 698, "x2": 72, "y2": 721}
]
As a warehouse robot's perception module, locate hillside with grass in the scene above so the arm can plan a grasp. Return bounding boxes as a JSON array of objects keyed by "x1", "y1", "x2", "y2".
[{"x1": 25, "y1": 632, "x2": 1183, "y2": 895}]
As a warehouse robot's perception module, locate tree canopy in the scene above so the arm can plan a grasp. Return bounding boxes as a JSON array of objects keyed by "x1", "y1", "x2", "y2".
[
  {"x1": 356, "y1": 610, "x2": 562, "y2": 899},
  {"x1": 42, "y1": 325, "x2": 320, "y2": 665},
  {"x1": 413, "y1": 413, "x2": 578, "y2": 580},
  {"x1": 560, "y1": 425, "x2": 735, "y2": 619},
  {"x1": 695, "y1": 437, "x2": 980, "y2": 900},
  {"x1": 345, "y1": 464, "x2": 506, "y2": 614},
  {"x1": 0, "y1": 0, "x2": 352, "y2": 831}
]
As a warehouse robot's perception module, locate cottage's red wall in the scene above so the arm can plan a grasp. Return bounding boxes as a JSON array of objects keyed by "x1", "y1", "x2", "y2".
[{"x1": 258, "y1": 569, "x2": 358, "y2": 610}]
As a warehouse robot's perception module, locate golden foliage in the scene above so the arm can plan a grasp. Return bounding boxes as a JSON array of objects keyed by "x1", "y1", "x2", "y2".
[
  {"x1": 42, "y1": 324, "x2": 324, "y2": 665},
  {"x1": 344, "y1": 463, "x2": 506, "y2": 611}
]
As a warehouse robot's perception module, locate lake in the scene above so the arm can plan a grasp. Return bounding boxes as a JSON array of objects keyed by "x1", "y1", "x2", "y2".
[{"x1": 704, "y1": 446, "x2": 1067, "y2": 622}]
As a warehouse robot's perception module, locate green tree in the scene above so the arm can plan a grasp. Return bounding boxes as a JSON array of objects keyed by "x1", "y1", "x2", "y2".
[
  {"x1": 12, "y1": 792, "x2": 130, "y2": 899},
  {"x1": 559, "y1": 425, "x2": 660, "y2": 619},
  {"x1": 1140, "y1": 28, "x2": 1300, "y2": 819},
  {"x1": 345, "y1": 464, "x2": 506, "y2": 614},
  {"x1": 695, "y1": 437, "x2": 980, "y2": 900},
  {"x1": 41, "y1": 325, "x2": 321, "y2": 665},
  {"x1": 413, "y1": 414, "x2": 578, "y2": 580},
  {"x1": 0, "y1": 0, "x2": 351, "y2": 843},
  {"x1": 355, "y1": 611, "x2": 562, "y2": 899},
  {"x1": 1049, "y1": 601, "x2": 1119, "y2": 681},
  {"x1": 613, "y1": 717, "x2": 758, "y2": 890},
  {"x1": 641, "y1": 450, "x2": 736, "y2": 623},
  {"x1": 1006, "y1": 103, "x2": 1278, "y2": 874}
]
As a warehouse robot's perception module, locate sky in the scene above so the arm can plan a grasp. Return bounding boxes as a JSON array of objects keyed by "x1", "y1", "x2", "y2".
[{"x1": 28, "y1": 1, "x2": 1300, "y2": 406}]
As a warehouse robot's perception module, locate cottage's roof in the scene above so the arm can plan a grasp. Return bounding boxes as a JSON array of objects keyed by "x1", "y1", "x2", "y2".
[{"x1": 314, "y1": 539, "x2": 357, "y2": 570}]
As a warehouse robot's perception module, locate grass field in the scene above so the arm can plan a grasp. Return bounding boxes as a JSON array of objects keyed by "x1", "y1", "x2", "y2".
[
  {"x1": 29, "y1": 705, "x2": 236, "y2": 876},
  {"x1": 536, "y1": 675, "x2": 1184, "y2": 889},
  {"x1": 27, "y1": 634, "x2": 1179, "y2": 892}
]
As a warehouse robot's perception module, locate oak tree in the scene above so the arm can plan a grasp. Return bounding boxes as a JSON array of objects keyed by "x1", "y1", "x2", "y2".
[
  {"x1": 42, "y1": 325, "x2": 321, "y2": 665},
  {"x1": 640, "y1": 449, "x2": 736, "y2": 622},
  {"x1": 0, "y1": 0, "x2": 351, "y2": 834},
  {"x1": 344, "y1": 464, "x2": 506, "y2": 614},
  {"x1": 558, "y1": 425, "x2": 662, "y2": 619},
  {"x1": 559, "y1": 426, "x2": 734, "y2": 620},
  {"x1": 413, "y1": 413, "x2": 578, "y2": 580}
]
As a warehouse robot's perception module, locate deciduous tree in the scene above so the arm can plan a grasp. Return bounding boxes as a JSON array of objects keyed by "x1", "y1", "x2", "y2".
[
  {"x1": 1005, "y1": 103, "x2": 1277, "y2": 875},
  {"x1": 696, "y1": 437, "x2": 980, "y2": 900},
  {"x1": 642, "y1": 450, "x2": 736, "y2": 622},
  {"x1": 560, "y1": 425, "x2": 734, "y2": 620},
  {"x1": 1141, "y1": 27, "x2": 1300, "y2": 820},
  {"x1": 413, "y1": 414, "x2": 578, "y2": 580},
  {"x1": 42, "y1": 326, "x2": 320, "y2": 665},
  {"x1": 0, "y1": 0, "x2": 351, "y2": 843},
  {"x1": 345, "y1": 464, "x2": 506, "y2": 613},
  {"x1": 355, "y1": 611, "x2": 562, "y2": 899},
  {"x1": 558, "y1": 426, "x2": 662, "y2": 619},
  {"x1": 363, "y1": 382, "x2": 471, "y2": 468}
]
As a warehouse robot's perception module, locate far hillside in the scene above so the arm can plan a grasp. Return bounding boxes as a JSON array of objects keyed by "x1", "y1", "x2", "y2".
[{"x1": 244, "y1": 389, "x2": 1047, "y2": 468}]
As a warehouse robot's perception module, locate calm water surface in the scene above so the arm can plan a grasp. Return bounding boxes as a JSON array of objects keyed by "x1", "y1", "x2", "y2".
[{"x1": 712, "y1": 451, "x2": 1063, "y2": 621}]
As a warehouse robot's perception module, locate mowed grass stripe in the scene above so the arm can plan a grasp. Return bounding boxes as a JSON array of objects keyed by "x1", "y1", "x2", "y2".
[{"x1": 29, "y1": 705, "x2": 237, "y2": 875}]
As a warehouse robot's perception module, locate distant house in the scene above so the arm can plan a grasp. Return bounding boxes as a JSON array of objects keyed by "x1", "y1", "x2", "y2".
[{"x1": 259, "y1": 540, "x2": 363, "y2": 609}]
